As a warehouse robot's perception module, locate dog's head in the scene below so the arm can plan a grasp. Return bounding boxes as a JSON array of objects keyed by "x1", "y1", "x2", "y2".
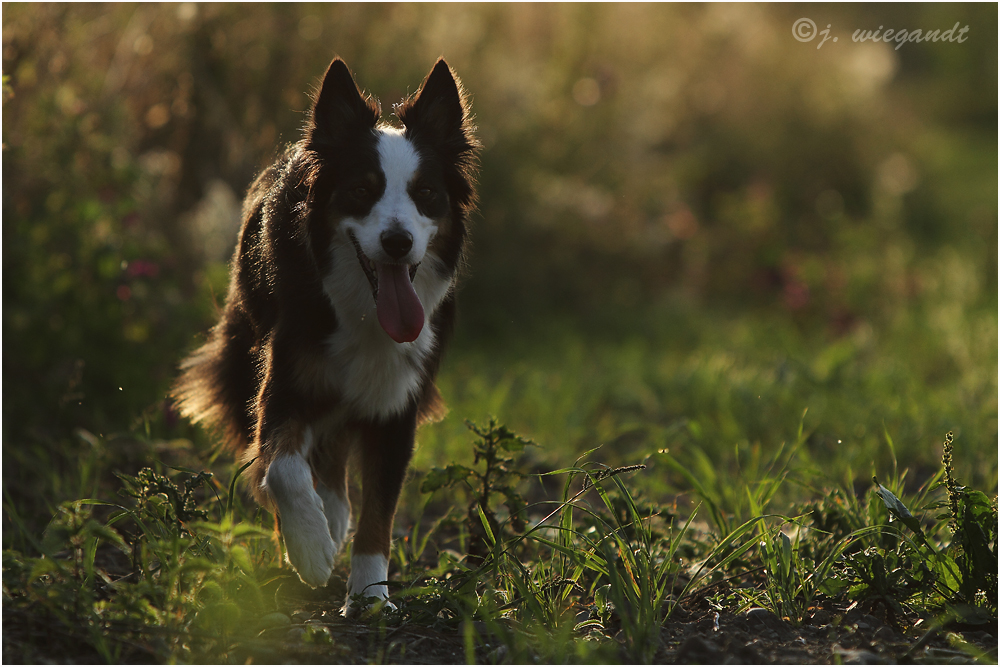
[{"x1": 304, "y1": 58, "x2": 478, "y2": 344}]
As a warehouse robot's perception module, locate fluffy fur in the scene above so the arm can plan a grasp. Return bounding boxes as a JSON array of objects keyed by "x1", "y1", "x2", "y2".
[{"x1": 172, "y1": 57, "x2": 478, "y2": 613}]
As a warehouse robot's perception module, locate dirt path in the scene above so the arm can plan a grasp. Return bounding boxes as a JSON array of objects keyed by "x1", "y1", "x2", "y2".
[
  {"x1": 236, "y1": 592, "x2": 997, "y2": 664},
  {"x1": 4, "y1": 591, "x2": 996, "y2": 664}
]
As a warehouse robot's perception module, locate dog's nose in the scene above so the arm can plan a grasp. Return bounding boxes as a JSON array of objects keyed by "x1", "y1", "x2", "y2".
[{"x1": 380, "y1": 230, "x2": 413, "y2": 260}]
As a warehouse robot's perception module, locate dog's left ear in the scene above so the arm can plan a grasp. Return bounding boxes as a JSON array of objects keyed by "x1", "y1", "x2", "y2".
[{"x1": 397, "y1": 59, "x2": 473, "y2": 148}]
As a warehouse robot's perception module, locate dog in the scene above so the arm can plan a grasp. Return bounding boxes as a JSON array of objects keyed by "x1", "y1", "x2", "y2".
[{"x1": 172, "y1": 57, "x2": 479, "y2": 613}]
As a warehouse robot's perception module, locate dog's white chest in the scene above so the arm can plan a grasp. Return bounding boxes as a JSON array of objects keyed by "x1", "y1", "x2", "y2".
[
  {"x1": 320, "y1": 234, "x2": 453, "y2": 420},
  {"x1": 323, "y1": 317, "x2": 431, "y2": 420}
]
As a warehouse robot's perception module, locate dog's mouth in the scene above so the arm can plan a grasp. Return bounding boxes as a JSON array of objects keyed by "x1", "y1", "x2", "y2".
[
  {"x1": 348, "y1": 232, "x2": 424, "y2": 344},
  {"x1": 349, "y1": 233, "x2": 419, "y2": 296}
]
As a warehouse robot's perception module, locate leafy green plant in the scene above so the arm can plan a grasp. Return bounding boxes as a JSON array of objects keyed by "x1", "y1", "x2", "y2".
[
  {"x1": 942, "y1": 432, "x2": 998, "y2": 613},
  {"x1": 421, "y1": 418, "x2": 533, "y2": 561},
  {"x1": 3, "y1": 463, "x2": 281, "y2": 662},
  {"x1": 411, "y1": 422, "x2": 676, "y2": 661},
  {"x1": 114, "y1": 466, "x2": 212, "y2": 537},
  {"x1": 826, "y1": 432, "x2": 998, "y2": 628},
  {"x1": 5, "y1": 418, "x2": 997, "y2": 664}
]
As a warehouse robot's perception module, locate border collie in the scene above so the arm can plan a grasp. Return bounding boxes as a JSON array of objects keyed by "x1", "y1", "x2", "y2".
[{"x1": 173, "y1": 57, "x2": 478, "y2": 613}]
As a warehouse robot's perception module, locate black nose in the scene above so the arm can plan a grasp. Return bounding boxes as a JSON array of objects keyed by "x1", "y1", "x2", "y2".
[{"x1": 380, "y1": 230, "x2": 413, "y2": 260}]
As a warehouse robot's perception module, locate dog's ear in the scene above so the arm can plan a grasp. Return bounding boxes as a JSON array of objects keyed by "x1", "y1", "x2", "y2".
[
  {"x1": 308, "y1": 58, "x2": 380, "y2": 146},
  {"x1": 397, "y1": 59, "x2": 472, "y2": 147}
]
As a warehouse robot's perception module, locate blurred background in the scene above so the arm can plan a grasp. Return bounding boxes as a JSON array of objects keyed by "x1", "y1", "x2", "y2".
[{"x1": 3, "y1": 4, "x2": 997, "y2": 537}]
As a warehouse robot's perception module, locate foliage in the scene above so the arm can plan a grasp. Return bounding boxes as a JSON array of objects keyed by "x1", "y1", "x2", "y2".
[
  {"x1": 943, "y1": 432, "x2": 999, "y2": 611},
  {"x1": 857, "y1": 434, "x2": 998, "y2": 618},
  {"x1": 3, "y1": 463, "x2": 280, "y2": 663},
  {"x1": 421, "y1": 419, "x2": 533, "y2": 561},
  {"x1": 408, "y1": 423, "x2": 995, "y2": 660},
  {"x1": 4, "y1": 420, "x2": 998, "y2": 663},
  {"x1": 2, "y1": 7, "x2": 996, "y2": 530},
  {"x1": 808, "y1": 433, "x2": 997, "y2": 632},
  {"x1": 1, "y1": 3, "x2": 996, "y2": 663}
]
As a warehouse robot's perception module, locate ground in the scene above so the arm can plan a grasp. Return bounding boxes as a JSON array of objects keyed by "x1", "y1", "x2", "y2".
[{"x1": 8, "y1": 579, "x2": 994, "y2": 664}]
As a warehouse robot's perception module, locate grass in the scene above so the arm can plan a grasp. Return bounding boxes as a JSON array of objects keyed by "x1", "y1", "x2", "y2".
[
  {"x1": 3, "y1": 4, "x2": 995, "y2": 661},
  {"x1": 3, "y1": 409, "x2": 996, "y2": 663},
  {"x1": 2, "y1": 302, "x2": 996, "y2": 664},
  {"x1": 423, "y1": 296, "x2": 997, "y2": 498}
]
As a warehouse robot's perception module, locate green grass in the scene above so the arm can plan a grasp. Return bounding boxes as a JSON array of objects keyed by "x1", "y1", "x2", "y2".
[
  {"x1": 420, "y1": 297, "x2": 997, "y2": 499},
  {"x1": 3, "y1": 297, "x2": 996, "y2": 663},
  {"x1": 3, "y1": 408, "x2": 996, "y2": 663},
  {"x1": 3, "y1": 297, "x2": 997, "y2": 663},
  {"x1": 2, "y1": 4, "x2": 995, "y2": 661}
]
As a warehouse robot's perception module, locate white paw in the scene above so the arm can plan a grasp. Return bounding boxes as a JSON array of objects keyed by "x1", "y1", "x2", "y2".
[
  {"x1": 343, "y1": 553, "x2": 392, "y2": 615},
  {"x1": 344, "y1": 595, "x2": 396, "y2": 618},
  {"x1": 263, "y1": 449, "x2": 337, "y2": 588},
  {"x1": 282, "y1": 507, "x2": 336, "y2": 587}
]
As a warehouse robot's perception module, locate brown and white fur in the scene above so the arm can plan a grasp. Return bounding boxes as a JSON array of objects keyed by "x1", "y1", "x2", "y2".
[{"x1": 172, "y1": 57, "x2": 478, "y2": 614}]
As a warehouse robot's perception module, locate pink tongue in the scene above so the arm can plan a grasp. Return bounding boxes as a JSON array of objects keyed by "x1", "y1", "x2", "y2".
[{"x1": 376, "y1": 263, "x2": 424, "y2": 343}]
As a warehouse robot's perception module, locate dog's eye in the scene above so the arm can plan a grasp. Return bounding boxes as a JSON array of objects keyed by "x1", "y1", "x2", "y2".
[
  {"x1": 415, "y1": 187, "x2": 435, "y2": 199},
  {"x1": 351, "y1": 186, "x2": 370, "y2": 199}
]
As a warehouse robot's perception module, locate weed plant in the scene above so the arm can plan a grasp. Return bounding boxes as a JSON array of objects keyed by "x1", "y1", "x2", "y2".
[
  {"x1": 3, "y1": 456, "x2": 280, "y2": 663},
  {"x1": 3, "y1": 4, "x2": 995, "y2": 662},
  {"x1": 5, "y1": 420, "x2": 994, "y2": 663}
]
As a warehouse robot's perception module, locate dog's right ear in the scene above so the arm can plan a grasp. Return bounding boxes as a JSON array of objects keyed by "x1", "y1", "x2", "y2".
[{"x1": 308, "y1": 58, "x2": 380, "y2": 146}]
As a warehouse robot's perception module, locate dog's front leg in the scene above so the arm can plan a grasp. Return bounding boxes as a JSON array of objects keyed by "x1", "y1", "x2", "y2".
[
  {"x1": 263, "y1": 425, "x2": 336, "y2": 588},
  {"x1": 344, "y1": 409, "x2": 417, "y2": 614}
]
